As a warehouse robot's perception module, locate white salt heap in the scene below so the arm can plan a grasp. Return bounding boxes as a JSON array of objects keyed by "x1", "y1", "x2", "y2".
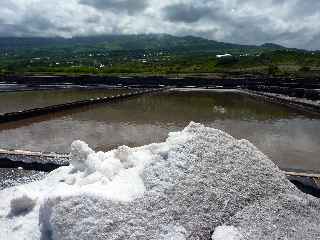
[
  {"x1": 0, "y1": 122, "x2": 319, "y2": 240},
  {"x1": 211, "y1": 226, "x2": 242, "y2": 240}
]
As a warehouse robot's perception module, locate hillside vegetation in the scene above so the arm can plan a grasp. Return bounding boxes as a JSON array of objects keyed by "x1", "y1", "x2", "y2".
[{"x1": 0, "y1": 34, "x2": 319, "y2": 76}]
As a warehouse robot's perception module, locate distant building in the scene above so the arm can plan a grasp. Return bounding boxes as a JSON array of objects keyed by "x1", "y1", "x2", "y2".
[{"x1": 216, "y1": 53, "x2": 232, "y2": 58}]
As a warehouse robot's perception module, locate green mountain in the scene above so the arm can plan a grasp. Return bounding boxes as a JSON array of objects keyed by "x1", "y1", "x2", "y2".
[
  {"x1": 1, "y1": 34, "x2": 319, "y2": 76},
  {"x1": 0, "y1": 34, "x2": 285, "y2": 54},
  {"x1": 260, "y1": 43, "x2": 286, "y2": 50}
]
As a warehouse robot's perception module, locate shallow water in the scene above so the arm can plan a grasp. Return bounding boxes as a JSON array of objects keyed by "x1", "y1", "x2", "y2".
[
  {"x1": 0, "y1": 90, "x2": 319, "y2": 172},
  {"x1": 0, "y1": 88, "x2": 128, "y2": 114}
]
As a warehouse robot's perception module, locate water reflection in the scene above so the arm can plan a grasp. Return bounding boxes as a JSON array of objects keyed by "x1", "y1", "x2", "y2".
[{"x1": 0, "y1": 90, "x2": 319, "y2": 172}]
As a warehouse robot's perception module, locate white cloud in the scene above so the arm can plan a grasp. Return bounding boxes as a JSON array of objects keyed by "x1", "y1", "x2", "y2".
[{"x1": 0, "y1": 0, "x2": 319, "y2": 49}]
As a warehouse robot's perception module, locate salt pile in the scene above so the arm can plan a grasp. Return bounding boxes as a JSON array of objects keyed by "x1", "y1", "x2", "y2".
[{"x1": 0, "y1": 122, "x2": 319, "y2": 239}]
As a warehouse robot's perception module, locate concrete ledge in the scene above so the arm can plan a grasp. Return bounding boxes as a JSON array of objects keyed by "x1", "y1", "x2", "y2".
[
  {"x1": 0, "y1": 149, "x2": 69, "y2": 166},
  {"x1": 0, "y1": 88, "x2": 166, "y2": 123},
  {"x1": 241, "y1": 90, "x2": 320, "y2": 114}
]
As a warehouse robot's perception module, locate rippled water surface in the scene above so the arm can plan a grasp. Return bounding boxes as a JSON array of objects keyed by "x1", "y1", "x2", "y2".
[{"x1": 0, "y1": 89, "x2": 319, "y2": 172}]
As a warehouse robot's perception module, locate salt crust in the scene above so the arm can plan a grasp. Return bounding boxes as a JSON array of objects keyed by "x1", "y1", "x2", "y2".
[{"x1": 0, "y1": 122, "x2": 319, "y2": 239}]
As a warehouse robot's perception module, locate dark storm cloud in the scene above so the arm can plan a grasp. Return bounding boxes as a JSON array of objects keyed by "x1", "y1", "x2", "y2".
[
  {"x1": 284, "y1": 0, "x2": 320, "y2": 16},
  {"x1": 163, "y1": 3, "x2": 211, "y2": 23},
  {"x1": 0, "y1": 15, "x2": 55, "y2": 37},
  {"x1": 159, "y1": 0, "x2": 320, "y2": 49},
  {"x1": 85, "y1": 15, "x2": 102, "y2": 24},
  {"x1": 79, "y1": 0, "x2": 148, "y2": 15}
]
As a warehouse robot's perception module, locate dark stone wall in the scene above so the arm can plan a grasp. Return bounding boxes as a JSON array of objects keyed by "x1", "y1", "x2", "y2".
[{"x1": 1, "y1": 74, "x2": 320, "y2": 99}]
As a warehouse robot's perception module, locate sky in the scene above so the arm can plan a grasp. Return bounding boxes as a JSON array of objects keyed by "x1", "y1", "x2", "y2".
[{"x1": 0, "y1": 0, "x2": 319, "y2": 50}]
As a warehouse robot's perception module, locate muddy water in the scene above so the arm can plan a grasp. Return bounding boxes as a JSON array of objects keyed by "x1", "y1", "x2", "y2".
[
  {"x1": 0, "y1": 90, "x2": 319, "y2": 172},
  {"x1": 0, "y1": 88, "x2": 129, "y2": 114}
]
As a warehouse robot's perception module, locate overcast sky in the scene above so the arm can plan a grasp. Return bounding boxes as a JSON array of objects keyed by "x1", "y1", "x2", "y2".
[{"x1": 0, "y1": 0, "x2": 319, "y2": 49}]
